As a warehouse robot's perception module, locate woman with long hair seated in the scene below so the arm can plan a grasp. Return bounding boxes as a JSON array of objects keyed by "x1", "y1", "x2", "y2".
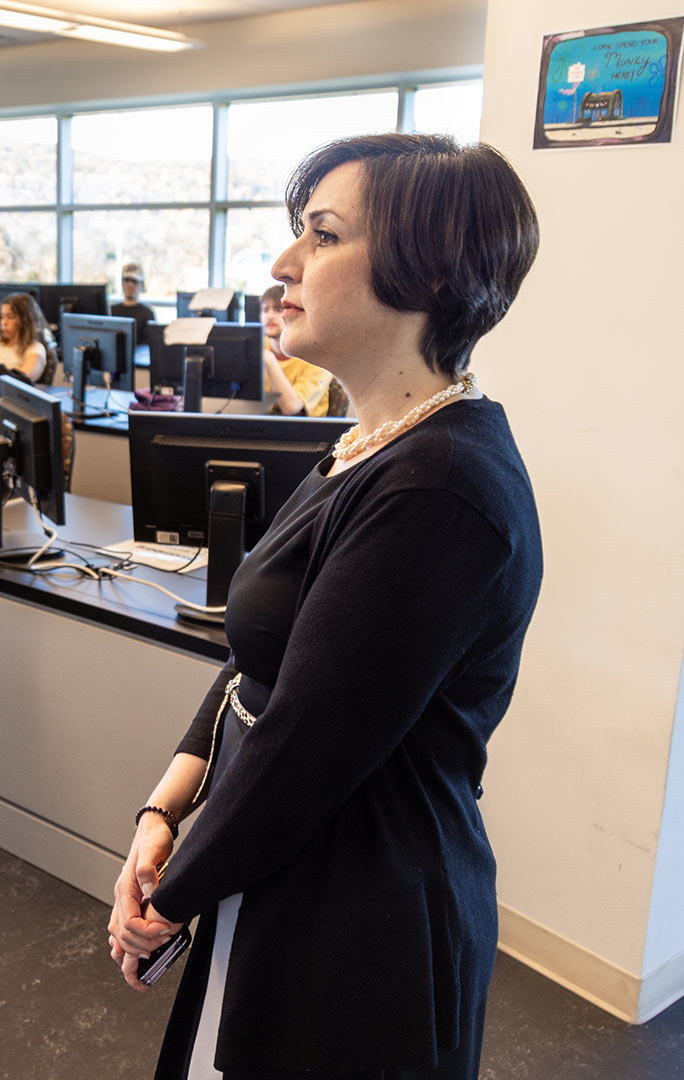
[{"x1": 0, "y1": 292, "x2": 51, "y2": 383}]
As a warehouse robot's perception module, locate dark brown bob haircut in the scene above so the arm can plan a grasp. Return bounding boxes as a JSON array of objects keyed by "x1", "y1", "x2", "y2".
[{"x1": 285, "y1": 133, "x2": 539, "y2": 377}]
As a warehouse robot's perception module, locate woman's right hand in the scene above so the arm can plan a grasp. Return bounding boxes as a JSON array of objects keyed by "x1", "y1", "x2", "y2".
[
  {"x1": 108, "y1": 814, "x2": 176, "y2": 990},
  {"x1": 107, "y1": 753, "x2": 207, "y2": 988}
]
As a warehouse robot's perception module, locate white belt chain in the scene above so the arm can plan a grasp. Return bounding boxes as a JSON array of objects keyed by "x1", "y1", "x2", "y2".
[
  {"x1": 226, "y1": 672, "x2": 258, "y2": 728},
  {"x1": 192, "y1": 672, "x2": 256, "y2": 804}
]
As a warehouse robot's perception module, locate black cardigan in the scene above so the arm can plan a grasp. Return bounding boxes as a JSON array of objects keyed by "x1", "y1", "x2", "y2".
[{"x1": 152, "y1": 397, "x2": 543, "y2": 1074}]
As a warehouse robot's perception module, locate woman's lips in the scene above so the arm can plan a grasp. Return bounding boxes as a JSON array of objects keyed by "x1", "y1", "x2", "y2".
[{"x1": 281, "y1": 301, "x2": 303, "y2": 314}]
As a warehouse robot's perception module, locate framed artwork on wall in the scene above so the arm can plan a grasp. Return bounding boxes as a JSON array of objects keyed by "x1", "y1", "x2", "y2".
[{"x1": 533, "y1": 18, "x2": 684, "y2": 149}]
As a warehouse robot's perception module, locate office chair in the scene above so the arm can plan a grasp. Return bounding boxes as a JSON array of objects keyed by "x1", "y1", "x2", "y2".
[{"x1": 35, "y1": 332, "x2": 58, "y2": 386}]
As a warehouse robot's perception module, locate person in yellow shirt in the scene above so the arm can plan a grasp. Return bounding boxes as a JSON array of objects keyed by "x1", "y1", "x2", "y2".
[{"x1": 261, "y1": 284, "x2": 330, "y2": 416}]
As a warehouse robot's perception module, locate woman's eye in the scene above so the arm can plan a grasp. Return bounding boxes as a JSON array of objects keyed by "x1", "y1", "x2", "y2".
[{"x1": 315, "y1": 229, "x2": 337, "y2": 246}]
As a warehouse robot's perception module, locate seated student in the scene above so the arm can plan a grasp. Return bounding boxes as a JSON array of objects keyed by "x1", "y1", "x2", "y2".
[
  {"x1": 0, "y1": 292, "x2": 52, "y2": 383},
  {"x1": 111, "y1": 262, "x2": 155, "y2": 345},
  {"x1": 261, "y1": 283, "x2": 331, "y2": 415}
]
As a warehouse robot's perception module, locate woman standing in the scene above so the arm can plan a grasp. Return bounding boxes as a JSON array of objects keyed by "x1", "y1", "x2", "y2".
[
  {"x1": 0, "y1": 292, "x2": 50, "y2": 382},
  {"x1": 109, "y1": 133, "x2": 542, "y2": 1080}
]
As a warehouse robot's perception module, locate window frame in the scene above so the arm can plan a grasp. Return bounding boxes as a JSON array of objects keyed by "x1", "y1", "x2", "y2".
[{"x1": 0, "y1": 74, "x2": 483, "y2": 298}]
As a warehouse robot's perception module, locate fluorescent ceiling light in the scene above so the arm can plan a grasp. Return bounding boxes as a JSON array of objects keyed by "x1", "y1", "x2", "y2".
[
  {"x1": 64, "y1": 24, "x2": 193, "y2": 51},
  {"x1": 0, "y1": 2, "x2": 202, "y2": 51},
  {"x1": 0, "y1": 6, "x2": 71, "y2": 31}
]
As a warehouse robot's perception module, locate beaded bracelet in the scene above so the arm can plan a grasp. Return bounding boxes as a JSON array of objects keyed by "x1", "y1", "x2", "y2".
[{"x1": 135, "y1": 805, "x2": 179, "y2": 840}]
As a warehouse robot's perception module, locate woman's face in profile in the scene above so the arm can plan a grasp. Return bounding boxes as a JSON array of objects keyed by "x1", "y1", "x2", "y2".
[{"x1": 272, "y1": 161, "x2": 398, "y2": 369}]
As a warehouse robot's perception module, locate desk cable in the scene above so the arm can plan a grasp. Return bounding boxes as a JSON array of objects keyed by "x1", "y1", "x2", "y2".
[
  {"x1": 96, "y1": 564, "x2": 226, "y2": 616},
  {"x1": 1, "y1": 504, "x2": 226, "y2": 617},
  {"x1": 53, "y1": 381, "x2": 129, "y2": 421}
]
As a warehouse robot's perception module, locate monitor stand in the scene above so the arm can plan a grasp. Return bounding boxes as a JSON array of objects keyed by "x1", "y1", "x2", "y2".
[
  {"x1": 0, "y1": 497, "x2": 63, "y2": 566},
  {"x1": 0, "y1": 534, "x2": 64, "y2": 565},
  {"x1": 174, "y1": 481, "x2": 247, "y2": 625},
  {"x1": 72, "y1": 346, "x2": 88, "y2": 412},
  {"x1": 183, "y1": 351, "x2": 205, "y2": 414},
  {"x1": 0, "y1": 435, "x2": 64, "y2": 567}
]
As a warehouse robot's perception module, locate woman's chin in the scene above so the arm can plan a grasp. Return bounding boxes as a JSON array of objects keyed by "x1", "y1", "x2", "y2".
[{"x1": 279, "y1": 330, "x2": 303, "y2": 359}]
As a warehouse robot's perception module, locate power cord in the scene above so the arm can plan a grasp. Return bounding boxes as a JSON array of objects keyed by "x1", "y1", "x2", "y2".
[
  {"x1": 97, "y1": 565, "x2": 226, "y2": 616},
  {"x1": 3, "y1": 505, "x2": 226, "y2": 616},
  {"x1": 27, "y1": 493, "x2": 59, "y2": 568}
]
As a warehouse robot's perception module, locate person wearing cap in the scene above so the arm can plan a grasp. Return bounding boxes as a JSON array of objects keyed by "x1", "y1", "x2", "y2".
[{"x1": 111, "y1": 262, "x2": 155, "y2": 345}]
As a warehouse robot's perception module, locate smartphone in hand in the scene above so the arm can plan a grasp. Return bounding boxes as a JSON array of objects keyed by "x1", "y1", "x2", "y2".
[
  {"x1": 138, "y1": 924, "x2": 192, "y2": 986},
  {"x1": 136, "y1": 860, "x2": 191, "y2": 987}
]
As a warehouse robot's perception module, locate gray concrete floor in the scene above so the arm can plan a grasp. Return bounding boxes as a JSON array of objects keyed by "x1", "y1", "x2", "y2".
[{"x1": 2, "y1": 848, "x2": 684, "y2": 1079}]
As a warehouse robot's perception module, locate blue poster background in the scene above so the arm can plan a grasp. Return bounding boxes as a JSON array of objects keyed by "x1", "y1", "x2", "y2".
[{"x1": 543, "y1": 31, "x2": 667, "y2": 125}]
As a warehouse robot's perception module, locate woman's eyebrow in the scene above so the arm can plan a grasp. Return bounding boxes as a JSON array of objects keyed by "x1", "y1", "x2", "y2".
[{"x1": 304, "y1": 208, "x2": 344, "y2": 226}]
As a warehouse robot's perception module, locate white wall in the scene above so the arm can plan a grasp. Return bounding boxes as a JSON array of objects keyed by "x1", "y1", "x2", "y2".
[
  {"x1": 0, "y1": 0, "x2": 486, "y2": 109},
  {"x1": 479, "y1": 0, "x2": 684, "y2": 1021},
  {"x1": 4, "y1": 0, "x2": 683, "y2": 1024}
]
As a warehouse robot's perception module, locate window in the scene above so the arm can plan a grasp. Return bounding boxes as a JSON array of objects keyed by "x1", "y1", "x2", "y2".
[
  {"x1": 225, "y1": 206, "x2": 294, "y2": 295},
  {"x1": 226, "y1": 92, "x2": 399, "y2": 201},
  {"x1": 73, "y1": 208, "x2": 210, "y2": 298},
  {"x1": 0, "y1": 117, "x2": 56, "y2": 206},
  {"x1": 72, "y1": 105, "x2": 213, "y2": 204},
  {"x1": 0, "y1": 80, "x2": 482, "y2": 298},
  {"x1": 413, "y1": 82, "x2": 483, "y2": 143},
  {"x1": 0, "y1": 211, "x2": 57, "y2": 280}
]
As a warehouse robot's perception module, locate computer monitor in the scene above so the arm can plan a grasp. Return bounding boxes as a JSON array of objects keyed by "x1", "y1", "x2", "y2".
[
  {"x1": 128, "y1": 411, "x2": 350, "y2": 612},
  {"x1": 0, "y1": 374, "x2": 66, "y2": 561},
  {"x1": 176, "y1": 291, "x2": 261, "y2": 324},
  {"x1": 0, "y1": 283, "x2": 42, "y2": 306},
  {"x1": 61, "y1": 313, "x2": 136, "y2": 403},
  {"x1": 147, "y1": 321, "x2": 265, "y2": 410},
  {"x1": 227, "y1": 293, "x2": 261, "y2": 323},
  {"x1": 243, "y1": 295, "x2": 261, "y2": 323},
  {"x1": 176, "y1": 290, "x2": 230, "y2": 322},
  {"x1": 38, "y1": 283, "x2": 109, "y2": 339}
]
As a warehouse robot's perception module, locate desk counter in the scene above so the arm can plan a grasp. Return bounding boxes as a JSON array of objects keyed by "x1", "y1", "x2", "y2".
[
  {"x1": 0, "y1": 495, "x2": 228, "y2": 905},
  {"x1": 0, "y1": 495, "x2": 228, "y2": 662}
]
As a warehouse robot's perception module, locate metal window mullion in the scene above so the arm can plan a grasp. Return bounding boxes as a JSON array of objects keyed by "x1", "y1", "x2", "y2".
[
  {"x1": 67, "y1": 200, "x2": 211, "y2": 212},
  {"x1": 397, "y1": 85, "x2": 416, "y2": 133},
  {"x1": 56, "y1": 113, "x2": 73, "y2": 281},
  {"x1": 208, "y1": 103, "x2": 228, "y2": 286}
]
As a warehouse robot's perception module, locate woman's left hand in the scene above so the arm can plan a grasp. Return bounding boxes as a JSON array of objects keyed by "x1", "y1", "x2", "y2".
[{"x1": 109, "y1": 899, "x2": 184, "y2": 992}]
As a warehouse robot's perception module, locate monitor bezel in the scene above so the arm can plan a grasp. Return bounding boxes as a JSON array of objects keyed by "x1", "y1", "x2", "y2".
[
  {"x1": 61, "y1": 312, "x2": 137, "y2": 392},
  {"x1": 38, "y1": 283, "x2": 109, "y2": 338},
  {"x1": 147, "y1": 321, "x2": 265, "y2": 404},
  {"x1": 0, "y1": 373, "x2": 66, "y2": 530},
  {"x1": 128, "y1": 410, "x2": 350, "y2": 553}
]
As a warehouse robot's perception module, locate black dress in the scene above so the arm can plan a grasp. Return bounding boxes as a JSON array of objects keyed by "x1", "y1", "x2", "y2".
[{"x1": 151, "y1": 396, "x2": 543, "y2": 1079}]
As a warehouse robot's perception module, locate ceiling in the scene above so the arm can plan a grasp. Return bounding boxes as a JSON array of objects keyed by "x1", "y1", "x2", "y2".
[{"x1": 0, "y1": 0, "x2": 351, "y2": 47}]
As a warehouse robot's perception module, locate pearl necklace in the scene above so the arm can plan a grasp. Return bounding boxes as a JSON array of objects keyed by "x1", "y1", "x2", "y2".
[{"x1": 332, "y1": 372, "x2": 477, "y2": 461}]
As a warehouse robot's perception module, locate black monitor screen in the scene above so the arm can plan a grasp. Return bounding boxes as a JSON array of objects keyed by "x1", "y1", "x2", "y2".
[
  {"x1": 0, "y1": 283, "x2": 42, "y2": 305},
  {"x1": 227, "y1": 293, "x2": 261, "y2": 323},
  {"x1": 0, "y1": 375, "x2": 65, "y2": 555},
  {"x1": 39, "y1": 283, "x2": 109, "y2": 337},
  {"x1": 129, "y1": 411, "x2": 350, "y2": 553},
  {"x1": 147, "y1": 322, "x2": 264, "y2": 404},
  {"x1": 61, "y1": 312, "x2": 136, "y2": 392}
]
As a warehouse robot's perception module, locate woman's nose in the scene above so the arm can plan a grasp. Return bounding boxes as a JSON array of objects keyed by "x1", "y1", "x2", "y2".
[{"x1": 271, "y1": 236, "x2": 301, "y2": 284}]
